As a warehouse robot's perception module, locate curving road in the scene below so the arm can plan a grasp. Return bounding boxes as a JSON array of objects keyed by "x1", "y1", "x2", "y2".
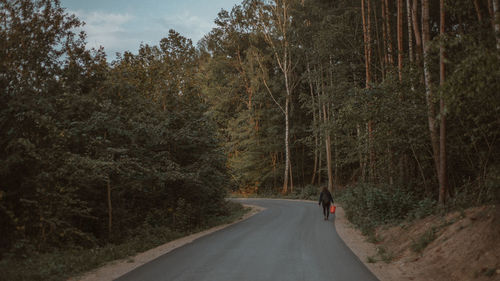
[{"x1": 116, "y1": 199, "x2": 379, "y2": 281}]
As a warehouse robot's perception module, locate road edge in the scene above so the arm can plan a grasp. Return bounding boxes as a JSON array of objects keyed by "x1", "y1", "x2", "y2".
[
  {"x1": 334, "y1": 205, "x2": 406, "y2": 281},
  {"x1": 72, "y1": 204, "x2": 264, "y2": 281}
]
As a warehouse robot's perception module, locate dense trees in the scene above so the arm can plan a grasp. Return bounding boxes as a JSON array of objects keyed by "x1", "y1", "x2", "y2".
[
  {"x1": 1, "y1": 0, "x2": 498, "y2": 261},
  {"x1": 1, "y1": 0, "x2": 229, "y2": 257},
  {"x1": 201, "y1": 0, "x2": 499, "y2": 204}
]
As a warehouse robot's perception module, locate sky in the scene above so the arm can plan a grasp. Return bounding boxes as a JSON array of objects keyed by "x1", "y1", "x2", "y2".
[{"x1": 60, "y1": 0, "x2": 243, "y2": 58}]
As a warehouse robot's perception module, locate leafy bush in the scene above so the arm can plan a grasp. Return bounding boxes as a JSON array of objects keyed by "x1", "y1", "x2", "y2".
[{"x1": 337, "y1": 184, "x2": 432, "y2": 233}]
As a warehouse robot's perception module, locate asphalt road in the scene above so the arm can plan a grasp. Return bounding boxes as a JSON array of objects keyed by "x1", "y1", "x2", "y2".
[{"x1": 116, "y1": 199, "x2": 379, "y2": 281}]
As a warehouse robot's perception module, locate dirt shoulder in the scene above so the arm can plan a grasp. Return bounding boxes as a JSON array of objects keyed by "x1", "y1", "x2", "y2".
[
  {"x1": 72, "y1": 204, "x2": 264, "y2": 281},
  {"x1": 335, "y1": 204, "x2": 500, "y2": 281},
  {"x1": 335, "y1": 205, "x2": 413, "y2": 281}
]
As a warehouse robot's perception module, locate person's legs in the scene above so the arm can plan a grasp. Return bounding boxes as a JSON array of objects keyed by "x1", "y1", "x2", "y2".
[
  {"x1": 322, "y1": 203, "x2": 329, "y2": 220},
  {"x1": 325, "y1": 202, "x2": 331, "y2": 220}
]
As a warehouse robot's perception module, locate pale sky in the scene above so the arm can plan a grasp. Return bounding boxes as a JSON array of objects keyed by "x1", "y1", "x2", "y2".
[{"x1": 60, "y1": 0, "x2": 243, "y2": 59}]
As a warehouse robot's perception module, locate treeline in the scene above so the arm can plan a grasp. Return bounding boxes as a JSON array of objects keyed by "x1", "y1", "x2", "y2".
[
  {"x1": 0, "y1": 1, "x2": 231, "y2": 257},
  {"x1": 199, "y1": 0, "x2": 499, "y2": 202}
]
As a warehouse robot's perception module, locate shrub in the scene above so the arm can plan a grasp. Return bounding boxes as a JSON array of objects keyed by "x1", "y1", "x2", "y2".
[{"x1": 337, "y1": 183, "x2": 434, "y2": 233}]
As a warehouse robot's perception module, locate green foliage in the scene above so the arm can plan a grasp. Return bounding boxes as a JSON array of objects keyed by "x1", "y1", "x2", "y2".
[
  {"x1": 0, "y1": 0, "x2": 231, "y2": 263},
  {"x1": 338, "y1": 184, "x2": 436, "y2": 234},
  {"x1": 0, "y1": 201, "x2": 248, "y2": 281}
]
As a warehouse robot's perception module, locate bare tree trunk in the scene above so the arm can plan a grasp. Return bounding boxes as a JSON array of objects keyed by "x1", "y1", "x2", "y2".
[
  {"x1": 473, "y1": 0, "x2": 483, "y2": 22},
  {"x1": 398, "y1": 0, "x2": 404, "y2": 80},
  {"x1": 283, "y1": 94, "x2": 290, "y2": 193},
  {"x1": 334, "y1": 135, "x2": 340, "y2": 187},
  {"x1": 493, "y1": 0, "x2": 500, "y2": 51},
  {"x1": 385, "y1": 0, "x2": 394, "y2": 65},
  {"x1": 363, "y1": 0, "x2": 375, "y2": 181},
  {"x1": 438, "y1": 0, "x2": 448, "y2": 205},
  {"x1": 412, "y1": 0, "x2": 423, "y2": 62},
  {"x1": 373, "y1": 0, "x2": 385, "y2": 79},
  {"x1": 382, "y1": 0, "x2": 389, "y2": 67},
  {"x1": 307, "y1": 61, "x2": 319, "y2": 185},
  {"x1": 258, "y1": 0, "x2": 295, "y2": 193},
  {"x1": 316, "y1": 75, "x2": 323, "y2": 185},
  {"x1": 422, "y1": 0, "x2": 441, "y2": 183},
  {"x1": 323, "y1": 103, "x2": 334, "y2": 192},
  {"x1": 361, "y1": 0, "x2": 371, "y2": 85},
  {"x1": 407, "y1": 0, "x2": 414, "y2": 62},
  {"x1": 357, "y1": 124, "x2": 366, "y2": 182},
  {"x1": 488, "y1": 0, "x2": 495, "y2": 28},
  {"x1": 107, "y1": 178, "x2": 112, "y2": 236}
]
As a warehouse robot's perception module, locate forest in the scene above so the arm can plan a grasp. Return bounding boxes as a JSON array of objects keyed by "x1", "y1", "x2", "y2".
[{"x1": 1, "y1": 0, "x2": 499, "y2": 279}]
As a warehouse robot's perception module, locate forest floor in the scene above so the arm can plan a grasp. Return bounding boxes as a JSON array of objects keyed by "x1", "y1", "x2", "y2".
[{"x1": 336, "y1": 204, "x2": 500, "y2": 281}]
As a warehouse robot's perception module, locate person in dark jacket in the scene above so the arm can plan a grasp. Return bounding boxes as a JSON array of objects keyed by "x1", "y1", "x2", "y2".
[{"x1": 318, "y1": 186, "x2": 334, "y2": 220}]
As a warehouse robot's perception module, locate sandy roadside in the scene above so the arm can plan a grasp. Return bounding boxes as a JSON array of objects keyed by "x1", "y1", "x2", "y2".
[{"x1": 334, "y1": 205, "x2": 412, "y2": 281}]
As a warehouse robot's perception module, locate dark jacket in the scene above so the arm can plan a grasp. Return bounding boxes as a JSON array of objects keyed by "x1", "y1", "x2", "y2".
[{"x1": 318, "y1": 189, "x2": 334, "y2": 205}]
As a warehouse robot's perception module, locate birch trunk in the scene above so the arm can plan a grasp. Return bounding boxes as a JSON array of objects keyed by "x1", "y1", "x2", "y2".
[{"x1": 306, "y1": 61, "x2": 319, "y2": 185}]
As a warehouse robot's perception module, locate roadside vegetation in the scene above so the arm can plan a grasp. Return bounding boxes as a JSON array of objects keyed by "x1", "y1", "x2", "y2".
[
  {"x1": 0, "y1": 202, "x2": 247, "y2": 281},
  {"x1": 1, "y1": 0, "x2": 499, "y2": 280}
]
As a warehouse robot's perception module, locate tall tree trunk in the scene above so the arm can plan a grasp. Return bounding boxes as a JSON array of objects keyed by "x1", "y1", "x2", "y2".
[
  {"x1": 382, "y1": 0, "x2": 389, "y2": 67},
  {"x1": 422, "y1": 0, "x2": 441, "y2": 184},
  {"x1": 283, "y1": 94, "x2": 290, "y2": 193},
  {"x1": 397, "y1": 0, "x2": 404, "y2": 80},
  {"x1": 323, "y1": 103, "x2": 334, "y2": 192},
  {"x1": 473, "y1": 0, "x2": 483, "y2": 22},
  {"x1": 334, "y1": 135, "x2": 340, "y2": 186},
  {"x1": 361, "y1": 0, "x2": 371, "y2": 85},
  {"x1": 357, "y1": 124, "x2": 366, "y2": 182},
  {"x1": 258, "y1": 0, "x2": 295, "y2": 193},
  {"x1": 407, "y1": 0, "x2": 414, "y2": 62},
  {"x1": 438, "y1": 0, "x2": 448, "y2": 205},
  {"x1": 385, "y1": 0, "x2": 394, "y2": 65},
  {"x1": 493, "y1": 0, "x2": 500, "y2": 51},
  {"x1": 488, "y1": 0, "x2": 495, "y2": 28},
  {"x1": 412, "y1": 0, "x2": 423, "y2": 62},
  {"x1": 373, "y1": 0, "x2": 385, "y2": 79},
  {"x1": 307, "y1": 61, "x2": 319, "y2": 185},
  {"x1": 362, "y1": 0, "x2": 375, "y2": 181},
  {"x1": 107, "y1": 178, "x2": 112, "y2": 236},
  {"x1": 316, "y1": 75, "x2": 323, "y2": 185}
]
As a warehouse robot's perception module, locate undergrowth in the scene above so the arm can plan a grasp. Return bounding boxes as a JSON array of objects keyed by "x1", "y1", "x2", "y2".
[
  {"x1": 336, "y1": 183, "x2": 436, "y2": 235},
  {"x1": 0, "y1": 201, "x2": 248, "y2": 281}
]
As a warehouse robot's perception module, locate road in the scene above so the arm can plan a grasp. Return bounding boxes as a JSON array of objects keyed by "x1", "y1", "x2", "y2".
[{"x1": 116, "y1": 199, "x2": 379, "y2": 281}]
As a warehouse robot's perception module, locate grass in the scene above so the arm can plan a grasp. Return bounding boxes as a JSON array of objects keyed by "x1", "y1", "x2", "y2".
[
  {"x1": 366, "y1": 255, "x2": 377, "y2": 263},
  {"x1": 0, "y1": 201, "x2": 250, "y2": 281},
  {"x1": 367, "y1": 246, "x2": 394, "y2": 264},
  {"x1": 410, "y1": 227, "x2": 437, "y2": 253},
  {"x1": 376, "y1": 246, "x2": 394, "y2": 263}
]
